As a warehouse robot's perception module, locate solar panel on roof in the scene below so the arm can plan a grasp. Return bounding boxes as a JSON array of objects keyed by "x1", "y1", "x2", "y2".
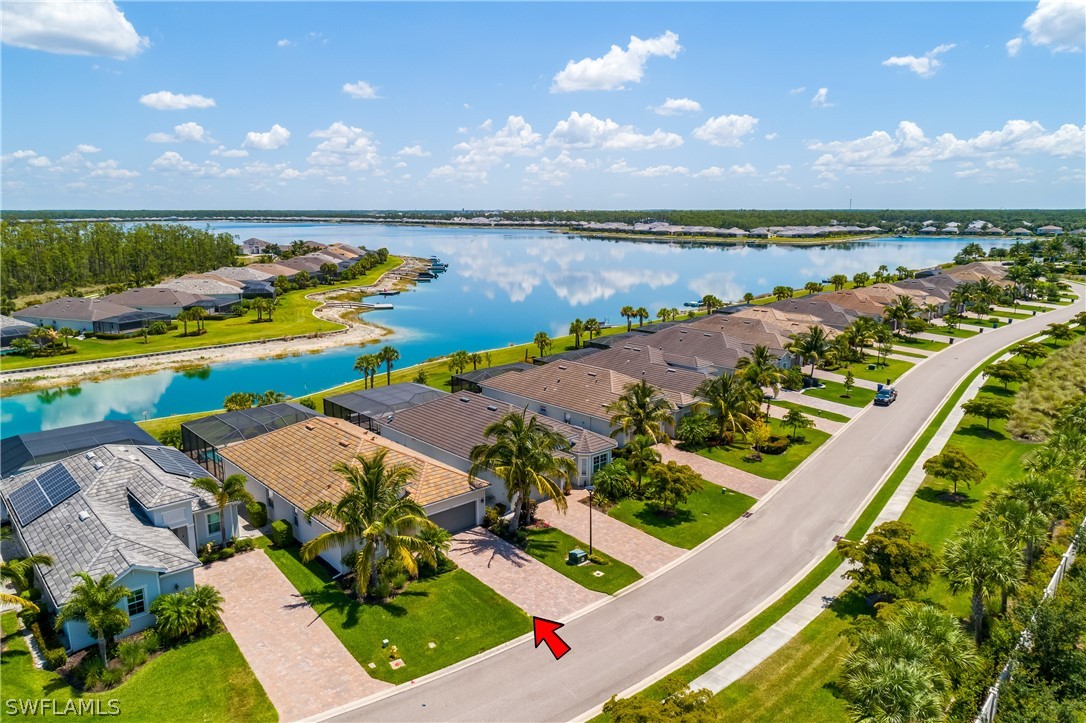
[
  {"x1": 7, "y1": 464, "x2": 80, "y2": 525},
  {"x1": 36, "y1": 464, "x2": 80, "y2": 506},
  {"x1": 141, "y1": 446, "x2": 209, "y2": 478}
]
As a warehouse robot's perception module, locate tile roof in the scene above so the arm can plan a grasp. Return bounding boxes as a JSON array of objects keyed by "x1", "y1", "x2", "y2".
[
  {"x1": 103, "y1": 287, "x2": 214, "y2": 310},
  {"x1": 0, "y1": 314, "x2": 35, "y2": 330},
  {"x1": 570, "y1": 344, "x2": 712, "y2": 396},
  {"x1": 682, "y1": 316, "x2": 798, "y2": 354},
  {"x1": 808, "y1": 290, "x2": 888, "y2": 318},
  {"x1": 220, "y1": 417, "x2": 487, "y2": 528},
  {"x1": 13, "y1": 297, "x2": 143, "y2": 323},
  {"x1": 157, "y1": 275, "x2": 244, "y2": 296},
  {"x1": 209, "y1": 266, "x2": 275, "y2": 282},
  {"x1": 763, "y1": 297, "x2": 861, "y2": 330},
  {"x1": 631, "y1": 324, "x2": 750, "y2": 371},
  {"x1": 248, "y1": 262, "x2": 301, "y2": 278}
]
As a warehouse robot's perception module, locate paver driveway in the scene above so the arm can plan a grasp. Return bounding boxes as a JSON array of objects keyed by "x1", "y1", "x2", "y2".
[
  {"x1": 654, "y1": 444, "x2": 778, "y2": 499},
  {"x1": 195, "y1": 551, "x2": 389, "y2": 722},
  {"x1": 448, "y1": 527, "x2": 604, "y2": 621},
  {"x1": 535, "y1": 491, "x2": 683, "y2": 575}
]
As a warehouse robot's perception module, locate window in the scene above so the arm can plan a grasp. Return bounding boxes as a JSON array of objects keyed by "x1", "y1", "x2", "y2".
[
  {"x1": 207, "y1": 511, "x2": 222, "y2": 535},
  {"x1": 127, "y1": 588, "x2": 146, "y2": 616},
  {"x1": 592, "y1": 453, "x2": 609, "y2": 473}
]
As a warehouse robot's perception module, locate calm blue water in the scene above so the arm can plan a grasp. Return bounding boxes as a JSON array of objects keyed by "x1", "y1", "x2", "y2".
[{"x1": 1, "y1": 225, "x2": 1009, "y2": 436}]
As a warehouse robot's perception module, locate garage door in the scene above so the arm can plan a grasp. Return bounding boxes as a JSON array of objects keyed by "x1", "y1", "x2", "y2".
[{"x1": 429, "y1": 503, "x2": 477, "y2": 533}]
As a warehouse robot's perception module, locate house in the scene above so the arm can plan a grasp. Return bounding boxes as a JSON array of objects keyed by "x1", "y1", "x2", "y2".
[
  {"x1": 811, "y1": 290, "x2": 888, "y2": 319},
  {"x1": 156, "y1": 275, "x2": 243, "y2": 309},
  {"x1": 0, "y1": 314, "x2": 36, "y2": 348},
  {"x1": 477, "y1": 360, "x2": 694, "y2": 442},
  {"x1": 102, "y1": 288, "x2": 222, "y2": 318},
  {"x1": 0, "y1": 420, "x2": 160, "y2": 478},
  {"x1": 1010, "y1": 228, "x2": 1033, "y2": 236},
  {"x1": 562, "y1": 343, "x2": 715, "y2": 397},
  {"x1": 0, "y1": 444, "x2": 238, "y2": 652},
  {"x1": 379, "y1": 392, "x2": 617, "y2": 499},
  {"x1": 327, "y1": 242, "x2": 367, "y2": 259},
  {"x1": 1037, "y1": 225, "x2": 1063, "y2": 236},
  {"x1": 450, "y1": 362, "x2": 536, "y2": 393},
  {"x1": 12, "y1": 298, "x2": 171, "y2": 335},
  {"x1": 763, "y1": 297, "x2": 861, "y2": 330},
  {"x1": 210, "y1": 266, "x2": 274, "y2": 283},
  {"x1": 919, "y1": 226, "x2": 939, "y2": 235},
  {"x1": 323, "y1": 383, "x2": 447, "y2": 432},
  {"x1": 219, "y1": 417, "x2": 489, "y2": 573},
  {"x1": 683, "y1": 315, "x2": 802, "y2": 363},
  {"x1": 237, "y1": 238, "x2": 277, "y2": 256},
  {"x1": 248, "y1": 262, "x2": 303, "y2": 281}
]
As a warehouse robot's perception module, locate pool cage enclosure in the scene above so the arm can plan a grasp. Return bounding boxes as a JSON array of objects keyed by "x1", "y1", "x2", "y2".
[
  {"x1": 323, "y1": 383, "x2": 447, "y2": 431},
  {"x1": 180, "y1": 402, "x2": 321, "y2": 478}
]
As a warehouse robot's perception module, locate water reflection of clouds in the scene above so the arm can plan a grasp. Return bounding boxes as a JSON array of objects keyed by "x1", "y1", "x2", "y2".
[
  {"x1": 687, "y1": 271, "x2": 746, "y2": 301},
  {"x1": 548, "y1": 269, "x2": 679, "y2": 307},
  {"x1": 12, "y1": 372, "x2": 175, "y2": 430}
]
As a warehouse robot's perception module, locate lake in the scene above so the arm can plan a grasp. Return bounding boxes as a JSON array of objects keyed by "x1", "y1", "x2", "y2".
[{"x1": 1, "y1": 224, "x2": 1006, "y2": 436}]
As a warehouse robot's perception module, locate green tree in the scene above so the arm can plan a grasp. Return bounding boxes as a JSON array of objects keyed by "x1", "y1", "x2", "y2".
[
  {"x1": 961, "y1": 396, "x2": 1013, "y2": 430},
  {"x1": 746, "y1": 418, "x2": 772, "y2": 461},
  {"x1": 772, "y1": 285, "x2": 794, "y2": 301},
  {"x1": 469, "y1": 410, "x2": 574, "y2": 532},
  {"x1": 57, "y1": 327, "x2": 77, "y2": 348},
  {"x1": 1, "y1": 553, "x2": 54, "y2": 594},
  {"x1": 942, "y1": 524, "x2": 1023, "y2": 642},
  {"x1": 301, "y1": 449, "x2": 437, "y2": 596},
  {"x1": 591, "y1": 459, "x2": 633, "y2": 504},
  {"x1": 418, "y1": 525, "x2": 453, "y2": 566},
  {"x1": 620, "y1": 305, "x2": 636, "y2": 332},
  {"x1": 829, "y1": 274, "x2": 848, "y2": 291},
  {"x1": 852, "y1": 271, "x2": 870, "y2": 288},
  {"x1": 803, "y1": 281, "x2": 823, "y2": 295},
  {"x1": 923, "y1": 446, "x2": 986, "y2": 498},
  {"x1": 895, "y1": 265, "x2": 912, "y2": 280},
  {"x1": 354, "y1": 353, "x2": 380, "y2": 389},
  {"x1": 635, "y1": 306, "x2": 649, "y2": 327},
  {"x1": 584, "y1": 318, "x2": 602, "y2": 340},
  {"x1": 533, "y1": 331, "x2": 552, "y2": 358},
  {"x1": 223, "y1": 392, "x2": 257, "y2": 411},
  {"x1": 1045, "y1": 322, "x2": 1075, "y2": 344},
  {"x1": 693, "y1": 374, "x2": 760, "y2": 441},
  {"x1": 836, "y1": 521, "x2": 936, "y2": 601},
  {"x1": 257, "y1": 390, "x2": 287, "y2": 406},
  {"x1": 843, "y1": 370, "x2": 855, "y2": 398},
  {"x1": 319, "y1": 262, "x2": 339, "y2": 280},
  {"x1": 1011, "y1": 341, "x2": 1049, "y2": 366},
  {"x1": 150, "y1": 585, "x2": 223, "y2": 642},
  {"x1": 606, "y1": 379, "x2": 674, "y2": 444},
  {"x1": 884, "y1": 294, "x2": 921, "y2": 335},
  {"x1": 675, "y1": 412, "x2": 714, "y2": 449},
  {"x1": 790, "y1": 325, "x2": 832, "y2": 383},
  {"x1": 603, "y1": 681, "x2": 716, "y2": 722},
  {"x1": 448, "y1": 350, "x2": 471, "y2": 375},
  {"x1": 983, "y1": 359, "x2": 1031, "y2": 390},
  {"x1": 569, "y1": 319, "x2": 584, "y2": 349},
  {"x1": 624, "y1": 435, "x2": 661, "y2": 493},
  {"x1": 980, "y1": 493, "x2": 1048, "y2": 571},
  {"x1": 644, "y1": 461, "x2": 703, "y2": 516},
  {"x1": 736, "y1": 344, "x2": 780, "y2": 414},
  {"x1": 782, "y1": 407, "x2": 814, "y2": 441},
  {"x1": 700, "y1": 295, "x2": 723, "y2": 314},
  {"x1": 191, "y1": 475, "x2": 253, "y2": 547},
  {"x1": 55, "y1": 572, "x2": 132, "y2": 664},
  {"x1": 469, "y1": 352, "x2": 483, "y2": 371},
  {"x1": 377, "y1": 345, "x2": 400, "y2": 385}
]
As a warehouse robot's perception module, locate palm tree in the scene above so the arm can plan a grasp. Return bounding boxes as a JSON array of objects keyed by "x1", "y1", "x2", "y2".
[
  {"x1": 790, "y1": 326, "x2": 832, "y2": 383},
  {"x1": 827, "y1": 274, "x2": 847, "y2": 291},
  {"x1": 624, "y1": 435, "x2": 661, "y2": 493},
  {"x1": 694, "y1": 374, "x2": 760, "y2": 441},
  {"x1": 188, "y1": 584, "x2": 224, "y2": 631},
  {"x1": 606, "y1": 379, "x2": 674, "y2": 444},
  {"x1": 191, "y1": 475, "x2": 254, "y2": 547},
  {"x1": 584, "y1": 318, "x2": 602, "y2": 340},
  {"x1": 301, "y1": 449, "x2": 436, "y2": 596},
  {"x1": 852, "y1": 271, "x2": 870, "y2": 288},
  {"x1": 55, "y1": 572, "x2": 132, "y2": 664},
  {"x1": 700, "y1": 295, "x2": 723, "y2": 314},
  {"x1": 895, "y1": 265, "x2": 912, "y2": 280},
  {"x1": 620, "y1": 305, "x2": 636, "y2": 332},
  {"x1": 845, "y1": 317, "x2": 878, "y2": 358},
  {"x1": 189, "y1": 306, "x2": 207, "y2": 333},
  {"x1": 736, "y1": 345, "x2": 780, "y2": 414},
  {"x1": 0, "y1": 590, "x2": 39, "y2": 612},
  {"x1": 377, "y1": 345, "x2": 400, "y2": 385},
  {"x1": 803, "y1": 281, "x2": 823, "y2": 296},
  {"x1": 533, "y1": 331, "x2": 552, "y2": 358},
  {"x1": 58, "y1": 327, "x2": 77, "y2": 348},
  {"x1": 177, "y1": 308, "x2": 194, "y2": 336},
  {"x1": 469, "y1": 410, "x2": 575, "y2": 532},
  {"x1": 569, "y1": 319, "x2": 584, "y2": 349},
  {"x1": 469, "y1": 352, "x2": 483, "y2": 371},
  {"x1": 251, "y1": 297, "x2": 269, "y2": 322},
  {"x1": 656, "y1": 308, "x2": 671, "y2": 323},
  {"x1": 942, "y1": 524, "x2": 1024, "y2": 642},
  {"x1": 980, "y1": 493, "x2": 1048, "y2": 569},
  {"x1": 1, "y1": 553, "x2": 53, "y2": 594},
  {"x1": 354, "y1": 353, "x2": 378, "y2": 389},
  {"x1": 635, "y1": 307, "x2": 649, "y2": 327},
  {"x1": 884, "y1": 294, "x2": 920, "y2": 335}
]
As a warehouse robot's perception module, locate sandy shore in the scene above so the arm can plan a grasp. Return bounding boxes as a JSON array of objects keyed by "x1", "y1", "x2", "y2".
[{"x1": 0, "y1": 258, "x2": 430, "y2": 394}]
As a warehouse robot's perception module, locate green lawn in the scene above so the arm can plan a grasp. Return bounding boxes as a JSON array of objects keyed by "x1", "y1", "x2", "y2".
[
  {"x1": 0, "y1": 613, "x2": 275, "y2": 721},
  {"x1": 608, "y1": 485, "x2": 755, "y2": 549},
  {"x1": 889, "y1": 348, "x2": 928, "y2": 359},
  {"x1": 523, "y1": 525, "x2": 641, "y2": 594},
  {"x1": 800, "y1": 380, "x2": 875, "y2": 408},
  {"x1": 1003, "y1": 302, "x2": 1052, "y2": 313},
  {"x1": 0, "y1": 257, "x2": 403, "y2": 372},
  {"x1": 889, "y1": 335, "x2": 950, "y2": 352},
  {"x1": 769, "y1": 399, "x2": 852, "y2": 424},
  {"x1": 837, "y1": 355, "x2": 914, "y2": 384},
  {"x1": 260, "y1": 541, "x2": 531, "y2": 683},
  {"x1": 985, "y1": 310, "x2": 1033, "y2": 320},
  {"x1": 925, "y1": 325, "x2": 979, "y2": 339},
  {"x1": 697, "y1": 418, "x2": 832, "y2": 481}
]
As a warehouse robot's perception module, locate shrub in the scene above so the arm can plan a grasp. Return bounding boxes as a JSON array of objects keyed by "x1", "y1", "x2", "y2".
[
  {"x1": 760, "y1": 435, "x2": 792, "y2": 455},
  {"x1": 219, "y1": 547, "x2": 236, "y2": 559},
  {"x1": 269, "y1": 519, "x2": 294, "y2": 547},
  {"x1": 148, "y1": 321, "x2": 169, "y2": 335},
  {"x1": 30, "y1": 621, "x2": 67, "y2": 669},
  {"x1": 246, "y1": 501, "x2": 268, "y2": 528},
  {"x1": 43, "y1": 646, "x2": 69, "y2": 670},
  {"x1": 78, "y1": 657, "x2": 106, "y2": 689},
  {"x1": 483, "y1": 505, "x2": 503, "y2": 531},
  {"x1": 100, "y1": 665, "x2": 126, "y2": 689},
  {"x1": 141, "y1": 630, "x2": 161, "y2": 653},
  {"x1": 369, "y1": 576, "x2": 392, "y2": 601},
  {"x1": 234, "y1": 537, "x2": 256, "y2": 552},
  {"x1": 116, "y1": 639, "x2": 148, "y2": 673}
]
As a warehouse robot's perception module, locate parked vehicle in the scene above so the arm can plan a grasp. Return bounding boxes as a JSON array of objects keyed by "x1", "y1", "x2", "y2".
[{"x1": 874, "y1": 386, "x2": 898, "y2": 406}]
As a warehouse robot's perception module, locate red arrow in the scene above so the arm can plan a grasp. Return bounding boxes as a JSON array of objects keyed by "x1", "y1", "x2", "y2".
[{"x1": 533, "y1": 617, "x2": 571, "y2": 660}]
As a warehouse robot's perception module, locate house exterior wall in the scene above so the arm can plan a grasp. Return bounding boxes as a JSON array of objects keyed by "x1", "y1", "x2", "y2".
[
  {"x1": 61, "y1": 568, "x2": 171, "y2": 652},
  {"x1": 12, "y1": 315, "x2": 95, "y2": 333},
  {"x1": 477, "y1": 388, "x2": 613, "y2": 437}
]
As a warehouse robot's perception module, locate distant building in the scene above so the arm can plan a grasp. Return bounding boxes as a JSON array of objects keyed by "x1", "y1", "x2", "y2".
[
  {"x1": 102, "y1": 288, "x2": 223, "y2": 318},
  {"x1": 13, "y1": 298, "x2": 170, "y2": 335},
  {"x1": 1010, "y1": 228, "x2": 1033, "y2": 236},
  {"x1": 237, "y1": 237, "x2": 277, "y2": 255},
  {"x1": 156, "y1": 276, "x2": 244, "y2": 308},
  {"x1": 1037, "y1": 225, "x2": 1063, "y2": 235}
]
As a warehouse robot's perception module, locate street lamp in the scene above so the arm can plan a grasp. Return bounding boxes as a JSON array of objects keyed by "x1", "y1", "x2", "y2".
[{"x1": 585, "y1": 485, "x2": 595, "y2": 558}]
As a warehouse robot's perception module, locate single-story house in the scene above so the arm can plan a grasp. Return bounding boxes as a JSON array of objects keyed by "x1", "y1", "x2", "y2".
[
  {"x1": 1037, "y1": 225, "x2": 1063, "y2": 236},
  {"x1": 219, "y1": 417, "x2": 490, "y2": 573},
  {"x1": 156, "y1": 276, "x2": 243, "y2": 309},
  {"x1": 0, "y1": 444, "x2": 238, "y2": 652},
  {"x1": 209, "y1": 266, "x2": 275, "y2": 283},
  {"x1": 102, "y1": 288, "x2": 223, "y2": 318},
  {"x1": 0, "y1": 314, "x2": 36, "y2": 348},
  {"x1": 12, "y1": 298, "x2": 171, "y2": 335},
  {"x1": 379, "y1": 391, "x2": 617, "y2": 500},
  {"x1": 247, "y1": 262, "x2": 303, "y2": 281},
  {"x1": 764, "y1": 297, "x2": 861, "y2": 331},
  {"x1": 1010, "y1": 228, "x2": 1033, "y2": 236},
  {"x1": 237, "y1": 238, "x2": 277, "y2": 255},
  {"x1": 450, "y1": 362, "x2": 536, "y2": 393},
  {"x1": 1, "y1": 420, "x2": 160, "y2": 478}
]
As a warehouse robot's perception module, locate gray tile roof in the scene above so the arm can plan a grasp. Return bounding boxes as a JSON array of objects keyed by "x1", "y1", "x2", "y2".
[
  {"x1": 208, "y1": 266, "x2": 274, "y2": 282},
  {"x1": 13, "y1": 297, "x2": 143, "y2": 323},
  {"x1": 103, "y1": 287, "x2": 213, "y2": 310},
  {"x1": 157, "y1": 276, "x2": 243, "y2": 297}
]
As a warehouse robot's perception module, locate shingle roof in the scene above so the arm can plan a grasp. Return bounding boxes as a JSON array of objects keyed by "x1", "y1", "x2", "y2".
[
  {"x1": 763, "y1": 297, "x2": 860, "y2": 330},
  {"x1": 248, "y1": 262, "x2": 302, "y2": 278},
  {"x1": 13, "y1": 297, "x2": 143, "y2": 323},
  {"x1": 209, "y1": 266, "x2": 275, "y2": 282},
  {"x1": 220, "y1": 417, "x2": 487, "y2": 528},
  {"x1": 452, "y1": 362, "x2": 536, "y2": 384}
]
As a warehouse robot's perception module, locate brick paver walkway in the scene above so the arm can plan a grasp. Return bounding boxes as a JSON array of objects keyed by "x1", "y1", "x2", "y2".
[
  {"x1": 653, "y1": 444, "x2": 778, "y2": 499},
  {"x1": 535, "y1": 491, "x2": 683, "y2": 576},
  {"x1": 449, "y1": 528, "x2": 605, "y2": 620},
  {"x1": 196, "y1": 552, "x2": 388, "y2": 722}
]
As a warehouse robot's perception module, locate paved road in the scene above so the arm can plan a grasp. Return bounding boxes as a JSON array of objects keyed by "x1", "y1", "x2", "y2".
[{"x1": 322, "y1": 292, "x2": 1083, "y2": 723}]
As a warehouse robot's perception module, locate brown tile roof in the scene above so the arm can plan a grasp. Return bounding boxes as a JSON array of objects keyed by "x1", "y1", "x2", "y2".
[
  {"x1": 764, "y1": 297, "x2": 860, "y2": 330},
  {"x1": 249, "y1": 262, "x2": 301, "y2": 278},
  {"x1": 682, "y1": 316, "x2": 797, "y2": 353},
  {"x1": 813, "y1": 290, "x2": 888, "y2": 317},
  {"x1": 727, "y1": 306, "x2": 837, "y2": 338},
  {"x1": 220, "y1": 417, "x2": 486, "y2": 529},
  {"x1": 861, "y1": 283, "x2": 945, "y2": 308},
  {"x1": 575, "y1": 344, "x2": 712, "y2": 396},
  {"x1": 634, "y1": 324, "x2": 750, "y2": 370}
]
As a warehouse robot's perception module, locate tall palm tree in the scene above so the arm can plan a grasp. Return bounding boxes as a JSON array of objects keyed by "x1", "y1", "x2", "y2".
[
  {"x1": 624, "y1": 435, "x2": 661, "y2": 493},
  {"x1": 884, "y1": 294, "x2": 921, "y2": 334},
  {"x1": 829, "y1": 274, "x2": 848, "y2": 291},
  {"x1": 469, "y1": 410, "x2": 575, "y2": 532},
  {"x1": 694, "y1": 374, "x2": 760, "y2": 441},
  {"x1": 55, "y1": 572, "x2": 132, "y2": 664},
  {"x1": 635, "y1": 307, "x2": 649, "y2": 327},
  {"x1": 0, "y1": 590, "x2": 39, "y2": 612},
  {"x1": 191, "y1": 475, "x2": 254, "y2": 547},
  {"x1": 790, "y1": 326, "x2": 832, "y2": 383},
  {"x1": 736, "y1": 345, "x2": 780, "y2": 414},
  {"x1": 845, "y1": 317, "x2": 878, "y2": 358},
  {"x1": 177, "y1": 308, "x2": 194, "y2": 336},
  {"x1": 980, "y1": 493, "x2": 1048, "y2": 569},
  {"x1": 942, "y1": 524, "x2": 1024, "y2": 642},
  {"x1": 606, "y1": 379, "x2": 674, "y2": 444},
  {"x1": 568, "y1": 319, "x2": 584, "y2": 349},
  {"x1": 1, "y1": 553, "x2": 53, "y2": 594},
  {"x1": 584, "y1": 318, "x2": 601, "y2": 340},
  {"x1": 533, "y1": 331, "x2": 552, "y2": 358},
  {"x1": 377, "y1": 345, "x2": 400, "y2": 385},
  {"x1": 354, "y1": 353, "x2": 379, "y2": 389},
  {"x1": 469, "y1": 352, "x2": 483, "y2": 371},
  {"x1": 620, "y1": 305, "x2": 636, "y2": 332},
  {"x1": 950, "y1": 282, "x2": 975, "y2": 315},
  {"x1": 301, "y1": 448, "x2": 436, "y2": 596}
]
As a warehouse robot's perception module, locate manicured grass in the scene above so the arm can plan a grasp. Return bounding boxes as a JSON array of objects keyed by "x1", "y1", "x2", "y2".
[
  {"x1": 838, "y1": 355, "x2": 914, "y2": 384},
  {"x1": 260, "y1": 541, "x2": 531, "y2": 684},
  {"x1": 0, "y1": 257, "x2": 403, "y2": 372},
  {"x1": 985, "y1": 310, "x2": 1033, "y2": 320},
  {"x1": 1002, "y1": 302, "x2": 1052, "y2": 313},
  {"x1": 0, "y1": 613, "x2": 276, "y2": 721},
  {"x1": 769, "y1": 399, "x2": 852, "y2": 424},
  {"x1": 892, "y1": 335, "x2": 950, "y2": 352},
  {"x1": 139, "y1": 410, "x2": 217, "y2": 441},
  {"x1": 608, "y1": 485, "x2": 755, "y2": 549},
  {"x1": 925, "y1": 325, "x2": 979, "y2": 339},
  {"x1": 523, "y1": 525, "x2": 641, "y2": 594},
  {"x1": 697, "y1": 418, "x2": 832, "y2": 481},
  {"x1": 889, "y1": 348, "x2": 928, "y2": 359},
  {"x1": 801, "y1": 379, "x2": 875, "y2": 408}
]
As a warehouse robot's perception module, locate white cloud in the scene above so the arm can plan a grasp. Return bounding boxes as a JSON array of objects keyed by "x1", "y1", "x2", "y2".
[
  {"x1": 809, "y1": 119, "x2": 1086, "y2": 175},
  {"x1": 693, "y1": 167, "x2": 723, "y2": 178},
  {"x1": 1, "y1": 0, "x2": 148, "y2": 58},
  {"x1": 397, "y1": 145, "x2": 430, "y2": 157},
  {"x1": 1006, "y1": 37, "x2": 1024, "y2": 57},
  {"x1": 279, "y1": 168, "x2": 305, "y2": 180},
  {"x1": 307, "y1": 122, "x2": 380, "y2": 170},
  {"x1": 882, "y1": 43, "x2": 956, "y2": 78},
  {"x1": 276, "y1": 38, "x2": 293, "y2": 48},
  {"x1": 811, "y1": 87, "x2": 834, "y2": 108},
  {"x1": 244, "y1": 124, "x2": 291, "y2": 150},
  {"x1": 1022, "y1": 0, "x2": 1086, "y2": 52},
  {"x1": 433, "y1": 116, "x2": 541, "y2": 183},
  {"x1": 789, "y1": 86, "x2": 807, "y2": 95},
  {"x1": 139, "y1": 91, "x2": 216, "y2": 111},
  {"x1": 606, "y1": 159, "x2": 635, "y2": 174},
  {"x1": 28, "y1": 156, "x2": 52, "y2": 168},
  {"x1": 693, "y1": 164, "x2": 756, "y2": 179},
  {"x1": 551, "y1": 30, "x2": 681, "y2": 92},
  {"x1": 692, "y1": 114, "x2": 759, "y2": 147},
  {"x1": 145, "y1": 122, "x2": 213, "y2": 144},
  {"x1": 548, "y1": 111, "x2": 683, "y2": 150},
  {"x1": 730, "y1": 163, "x2": 757, "y2": 176},
  {"x1": 766, "y1": 164, "x2": 792, "y2": 182},
  {"x1": 342, "y1": 80, "x2": 380, "y2": 99},
  {"x1": 525, "y1": 152, "x2": 593, "y2": 185},
  {"x1": 89, "y1": 160, "x2": 139, "y2": 179},
  {"x1": 75, "y1": 144, "x2": 102, "y2": 154},
  {"x1": 2, "y1": 149, "x2": 38, "y2": 163},
  {"x1": 150, "y1": 151, "x2": 222, "y2": 177},
  {"x1": 394, "y1": 161, "x2": 408, "y2": 168},
  {"x1": 456, "y1": 126, "x2": 469, "y2": 134},
  {"x1": 632, "y1": 165, "x2": 689, "y2": 177},
  {"x1": 651, "y1": 97, "x2": 702, "y2": 116},
  {"x1": 211, "y1": 145, "x2": 248, "y2": 158},
  {"x1": 986, "y1": 157, "x2": 1020, "y2": 171},
  {"x1": 479, "y1": 119, "x2": 494, "y2": 132},
  {"x1": 764, "y1": 132, "x2": 778, "y2": 141}
]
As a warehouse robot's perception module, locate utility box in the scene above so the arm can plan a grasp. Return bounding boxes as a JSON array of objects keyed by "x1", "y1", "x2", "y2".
[
  {"x1": 867, "y1": 364, "x2": 877, "y2": 371},
  {"x1": 568, "y1": 549, "x2": 587, "y2": 565}
]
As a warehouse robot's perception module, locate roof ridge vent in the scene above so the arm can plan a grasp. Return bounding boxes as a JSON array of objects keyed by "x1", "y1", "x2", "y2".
[
  {"x1": 486, "y1": 405, "x2": 498, "y2": 411},
  {"x1": 84, "y1": 451, "x2": 96, "y2": 460},
  {"x1": 338, "y1": 439, "x2": 351, "y2": 447},
  {"x1": 78, "y1": 510, "x2": 91, "y2": 522},
  {"x1": 459, "y1": 397, "x2": 470, "y2": 403}
]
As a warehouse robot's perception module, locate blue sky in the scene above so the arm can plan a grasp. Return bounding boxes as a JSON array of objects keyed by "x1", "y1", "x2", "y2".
[{"x1": 2, "y1": 1, "x2": 1084, "y2": 210}]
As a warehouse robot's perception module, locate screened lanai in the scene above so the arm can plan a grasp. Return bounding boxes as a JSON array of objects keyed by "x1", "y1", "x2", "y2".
[
  {"x1": 180, "y1": 402, "x2": 322, "y2": 478},
  {"x1": 323, "y1": 383, "x2": 447, "y2": 431}
]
